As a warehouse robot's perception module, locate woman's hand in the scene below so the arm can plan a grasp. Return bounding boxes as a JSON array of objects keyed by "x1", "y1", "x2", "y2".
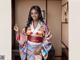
[{"x1": 14, "y1": 24, "x2": 19, "y2": 33}]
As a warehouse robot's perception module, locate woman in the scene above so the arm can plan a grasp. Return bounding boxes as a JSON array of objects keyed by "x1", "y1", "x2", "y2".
[{"x1": 14, "y1": 5, "x2": 53, "y2": 60}]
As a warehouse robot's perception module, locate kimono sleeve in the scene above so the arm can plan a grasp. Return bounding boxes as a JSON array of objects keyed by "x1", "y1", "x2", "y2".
[
  {"x1": 16, "y1": 28, "x2": 27, "y2": 45},
  {"x1": 41, "y1": 23, "x2": 52, "y2": 58}
]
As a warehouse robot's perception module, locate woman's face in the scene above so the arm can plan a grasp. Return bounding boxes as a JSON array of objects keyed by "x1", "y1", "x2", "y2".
[{"x1": 31, "y1": 9, "x2": 39, "y2": 21}]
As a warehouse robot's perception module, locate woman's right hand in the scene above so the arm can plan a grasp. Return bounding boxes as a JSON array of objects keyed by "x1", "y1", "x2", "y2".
[
  {"x1": 14, "y1": 24, "x2": 20, "y2": 42},
  {"x1": 14, "y1": 24, "x2": 19, "y2": 33}
]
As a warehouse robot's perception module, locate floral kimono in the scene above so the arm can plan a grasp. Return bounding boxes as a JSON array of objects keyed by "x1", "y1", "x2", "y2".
[{"x1": 16, "y1": 20, "x2": 52, "y2": 60}]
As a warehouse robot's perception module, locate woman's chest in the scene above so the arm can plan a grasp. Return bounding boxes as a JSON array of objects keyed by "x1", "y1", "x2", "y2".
[{"x1": 26, "y1": 25, "x2": 45, "y2": 37}]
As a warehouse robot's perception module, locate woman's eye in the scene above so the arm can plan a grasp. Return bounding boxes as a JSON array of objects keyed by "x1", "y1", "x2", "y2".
[
  {"x1": 31, "y1": 13, "x2": 33, "y2": 15},
  {"x1": 35, "y1": 12, "x2": 38, "y2": 14}
]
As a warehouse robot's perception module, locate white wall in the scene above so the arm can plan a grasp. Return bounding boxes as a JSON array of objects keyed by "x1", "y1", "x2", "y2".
[{"x1": 0, "y1": 0, "x2": 11, "y2": 60}]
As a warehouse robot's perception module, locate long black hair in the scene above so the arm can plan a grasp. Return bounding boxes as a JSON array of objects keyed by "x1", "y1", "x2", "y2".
[{"x1": 25, "y1": 5, "x2": 44, "y2": 32}]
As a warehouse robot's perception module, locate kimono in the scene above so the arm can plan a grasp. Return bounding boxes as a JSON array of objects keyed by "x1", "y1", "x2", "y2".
[{"x1": 16, "y1": 20, "x2": 53, "y2": 60}]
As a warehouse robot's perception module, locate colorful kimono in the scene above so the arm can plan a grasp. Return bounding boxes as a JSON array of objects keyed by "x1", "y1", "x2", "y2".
[{"x1": 16, "y1": 20, "x2": 52, "y2": 60}]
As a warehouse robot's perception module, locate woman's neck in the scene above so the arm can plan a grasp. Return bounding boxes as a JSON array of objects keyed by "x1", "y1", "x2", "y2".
[{"x1": 33, "y1": 20, "x2": 39, "y2": 29}]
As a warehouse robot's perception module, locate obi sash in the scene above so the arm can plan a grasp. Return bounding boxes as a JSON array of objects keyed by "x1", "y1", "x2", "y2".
[{"x1": 27, "y1": 35, "x2": 43, "y2": 43}]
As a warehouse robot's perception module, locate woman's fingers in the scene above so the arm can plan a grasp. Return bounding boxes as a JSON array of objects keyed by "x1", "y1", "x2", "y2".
[{"x1": 14, "y1": 24, "x2": 19, "y2": 32}]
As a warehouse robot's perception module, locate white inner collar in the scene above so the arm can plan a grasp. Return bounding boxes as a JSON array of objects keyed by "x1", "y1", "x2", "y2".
[{"x1": 31, "y1": 20, "x2": 42, "y2": 36}]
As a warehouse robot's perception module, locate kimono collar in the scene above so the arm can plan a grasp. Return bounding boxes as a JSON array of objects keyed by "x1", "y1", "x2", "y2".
[{"x1": 30, "y1": 20, "x2": 43, "y2": 36}]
